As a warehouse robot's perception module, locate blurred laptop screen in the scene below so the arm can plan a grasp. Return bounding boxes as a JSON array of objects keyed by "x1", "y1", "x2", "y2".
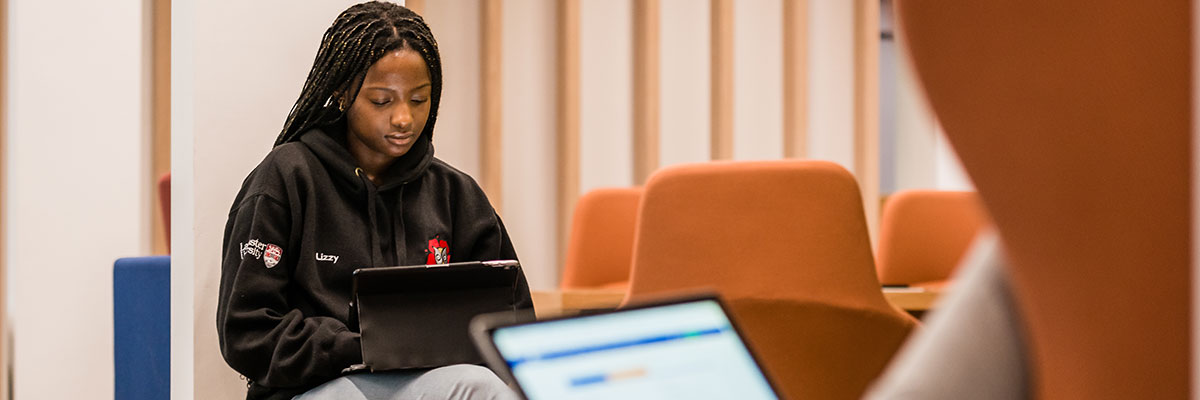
[{"x1": 491, "y1": 299, "x2": 778, "y2": 400}]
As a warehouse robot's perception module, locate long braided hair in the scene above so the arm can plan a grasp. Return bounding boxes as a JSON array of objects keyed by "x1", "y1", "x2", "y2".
[{"x1": 275, "y1": 1, "x2": 441, "y2": 146}]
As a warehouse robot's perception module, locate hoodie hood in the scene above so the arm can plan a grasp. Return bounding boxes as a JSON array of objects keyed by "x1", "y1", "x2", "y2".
[
  {"x1": 299, "y1": 125, "x2": 434, "y2": 192},
  {"x1": 299, "y1": 125, "x2": 435, "y2": 269}
]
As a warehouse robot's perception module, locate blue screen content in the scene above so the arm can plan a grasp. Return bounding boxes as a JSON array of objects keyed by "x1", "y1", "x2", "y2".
[{"x1": 492, "y1": 300, "x2": 779, "y2": 400}]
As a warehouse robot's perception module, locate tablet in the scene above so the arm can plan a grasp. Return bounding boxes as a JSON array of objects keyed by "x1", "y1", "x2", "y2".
[
  {"x1": 352, "y1": 260, "x2": 527, "y2": 371},
  {"x1": 470, "y1": 294, "x2": 780, "y2": 400}
]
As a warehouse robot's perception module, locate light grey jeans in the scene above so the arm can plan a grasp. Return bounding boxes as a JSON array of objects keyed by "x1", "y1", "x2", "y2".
[{"x1": 293, "y1": 364, "x2": 520, "y2": 400}]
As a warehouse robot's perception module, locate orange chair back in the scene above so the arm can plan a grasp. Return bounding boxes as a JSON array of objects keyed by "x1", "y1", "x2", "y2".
[
  {"x1": 624, "y1": 160, "x2": 916, "y2": 398},
  {"x1": 626, "y1": 160, "x2": 890, "y2": 309},
  {"x1": 896, "y1": 1, "x2": 1190, "y2": 398},
  {"x1": 560, "y1": 187, "x2": 642, "y2": 290},
  {"x1": 876, "y1": 190, "x2": 988, "y2": 286}
]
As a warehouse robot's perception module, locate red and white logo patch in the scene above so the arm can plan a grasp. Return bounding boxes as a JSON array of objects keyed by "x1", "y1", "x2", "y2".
[
  {"x1": 240, "y1": 238, "x2": 283, "y2": 269},
  {"x1": 263, "y1": 244, "x2": 283, "y2": 268},
  {"x1": 426, "y1": 236, "x2": 449, "y2": 265}
]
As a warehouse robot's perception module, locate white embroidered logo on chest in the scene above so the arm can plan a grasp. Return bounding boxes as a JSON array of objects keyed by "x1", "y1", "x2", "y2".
[{"x1": 315, "y1": 253, "x2": 339, "y2": 264}]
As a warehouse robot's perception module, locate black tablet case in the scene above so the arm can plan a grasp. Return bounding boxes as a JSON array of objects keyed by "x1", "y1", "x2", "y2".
[{"x1": 352, "y1": 260, "x2": 524, "y2": 371}]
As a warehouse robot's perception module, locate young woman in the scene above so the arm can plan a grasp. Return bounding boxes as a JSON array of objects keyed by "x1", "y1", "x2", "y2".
[{"x1": 216, "y1": 2, "x2": 532, "y2": 399}]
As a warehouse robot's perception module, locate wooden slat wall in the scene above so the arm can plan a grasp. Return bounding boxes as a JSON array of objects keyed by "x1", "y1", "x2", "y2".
[
  {"x1": 151, "y1": 0, "x2": 170, "y2": 255},
  {"x1": 557, "y1": 0, "x2": 581, "y2": 265},
  {"x1": 783, "y1": 0, "x2": 808, "y2": 159},
  {"x1": 420, "y1": 0, "x2": 883, "y2": 281},
  {"x1": 633, "y1": 0, "x2": 660, "y2": 184},
  {"x1": 710, "y1": 0, "x2": 733, "y2": 160},
  {"x1": 854, "y1": 0, "x2": 881, "y2": 240},
  {"x1": 481, "y1": 0, "x2": 503, "y2": 213}
]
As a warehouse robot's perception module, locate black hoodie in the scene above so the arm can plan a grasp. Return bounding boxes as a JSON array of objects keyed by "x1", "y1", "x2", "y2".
[{"x1": 217, "y1": 127, "x2": 532, "y2": 400}]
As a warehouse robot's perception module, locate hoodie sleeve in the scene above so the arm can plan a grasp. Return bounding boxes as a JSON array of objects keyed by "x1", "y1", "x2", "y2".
[
  {"x1": 459, "y1": 208, "x2": 534, "y2": 312},
  {"x1": 216, "y1": 192, "x2": 362, "y2": 389}
]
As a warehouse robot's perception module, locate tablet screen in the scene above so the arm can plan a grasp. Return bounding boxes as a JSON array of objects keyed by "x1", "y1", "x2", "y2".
[{"x1": 491, "y1": 299, "x2": 778, "y2": 400}]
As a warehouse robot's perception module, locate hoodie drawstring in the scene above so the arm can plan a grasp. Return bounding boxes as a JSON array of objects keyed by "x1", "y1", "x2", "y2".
[
  {"x1": 356, "y1": 168, "x2": 384, "y2": 267},
  {"x1": 392, "y1": 185, "x2": 406, "y2": 264}
]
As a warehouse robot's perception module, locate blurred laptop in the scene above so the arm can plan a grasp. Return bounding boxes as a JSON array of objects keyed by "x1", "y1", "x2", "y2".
[{"x1": 471, "y1": 294, "x2": 780, "y2": 400}]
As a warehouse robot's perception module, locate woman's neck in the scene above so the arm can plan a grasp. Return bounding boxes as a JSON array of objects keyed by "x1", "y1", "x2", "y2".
[{"x1": 347, "y1": 141, "x2": 396, "y2": 185}]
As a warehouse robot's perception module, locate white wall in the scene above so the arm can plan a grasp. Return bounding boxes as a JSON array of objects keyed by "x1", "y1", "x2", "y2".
[
  {"x1": 579, "y1": 0, "x2": 635, "y2": 193},
  {"x1": 423, "y1": 0, "x2": 482, "y2": 178},
  {"x1": 174, "y1": 1, "x2": 362, "y2": 399},
  {"x1": 733, "y1": 0, "x2": 784, "y2": 161},
  {"x1": 171, "y1": 0, "x2": 195, "y2": 397},
  {"x1": 807, "y1": 0, "x2": 856, "y2": 170},
  {"x1": 934, "y1": 130, "x2": 972, "y2": 190},
  {"x1": 6, "y1": 0, "x2": 147, "y2": 398},
  {"x1": 499, "y1": 0, "x2": 559, "y2": 290},
  {"x1": 659, "y1": 0, "x2": 711, "y2": 168}
]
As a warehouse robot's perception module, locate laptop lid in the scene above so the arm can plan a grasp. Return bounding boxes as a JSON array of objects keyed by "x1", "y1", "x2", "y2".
[
  {"x1": 471, "y1": 294, "x2": 781, "y2": 400},
  {"x1": 352, "y1": 260, "x2": 527, "y2": 371}
]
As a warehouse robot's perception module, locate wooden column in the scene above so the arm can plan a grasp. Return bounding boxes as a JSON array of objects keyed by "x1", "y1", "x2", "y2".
[
  {"x1": 405, "y1": 0, "x2": 426, "y2": 15},
  {"x1": 710, "y1": 0, "x2": 733, "y2": 160},
  {"x1": 557, "y1": 0, "x2": 581, "y2": 265},
  {"x1": 151, "y1": 0, "x2": 171, "y2": 255},
  {"x1": 633, "y1": 0, "x2": 660, "y2": 184},
  {"x1": 481, "y1": 0, "x2": 503, "y2": 213},
  {"x1": 854, "y1": 0, "x2": 881, "y2": 241},
  {"x1": 782, "y1": 0, "x2": 808, "y2": 159}
]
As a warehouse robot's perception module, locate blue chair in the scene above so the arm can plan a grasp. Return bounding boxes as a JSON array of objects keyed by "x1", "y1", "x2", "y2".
[{"x1": 113, "y1": 256, "x2": 170, "y2": 400}]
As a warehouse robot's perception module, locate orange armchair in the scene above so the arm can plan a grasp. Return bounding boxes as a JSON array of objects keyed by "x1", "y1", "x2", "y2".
[
  {"x1": 625, "y1": 160, "x2": 916, "y2": 399},
  {"x1": 876, "y1": 190, "x2": 989, "y2": 287},
  {"x1": 559, "y1": 187, "x2": 642, "y2": 290}
]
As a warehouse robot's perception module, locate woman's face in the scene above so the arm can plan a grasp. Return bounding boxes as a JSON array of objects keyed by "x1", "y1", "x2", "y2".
[{"x1": 345, "y1": 48, "x2": 432, "y2": 172}]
